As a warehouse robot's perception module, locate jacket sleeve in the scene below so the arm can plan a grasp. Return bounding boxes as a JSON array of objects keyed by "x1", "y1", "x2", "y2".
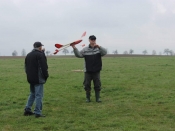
[
  {"x1": 24, "y1": 57, "x2": 27, "y2": 74},
  {"x1": 73, "y1": 48, "x2": 84, "y2": 58},
  {"x1": 99, "y1": 46, "x2": 107, "y2": 56},
  {"x1": 38, "y1": 54, "x2": 49, "y2": 80}
]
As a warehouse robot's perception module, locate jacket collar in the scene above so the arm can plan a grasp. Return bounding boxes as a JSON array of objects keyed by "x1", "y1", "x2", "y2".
[
  {"x1": 89, "y1": 44, "x2": 97, "y2": 49},
  {"x1": 32, "y1": 48, "x2": 42, "y2": 52}
]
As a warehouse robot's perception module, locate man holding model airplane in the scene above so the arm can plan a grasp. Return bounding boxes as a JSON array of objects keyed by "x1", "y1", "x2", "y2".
[{"x1": 71, "y1": 35, "x2": 107, "y2": 102}]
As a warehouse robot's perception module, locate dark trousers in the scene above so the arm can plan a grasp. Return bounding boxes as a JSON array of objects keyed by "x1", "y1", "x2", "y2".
[{"x1": 83, "y1": 72, "x2": 101, "y2": 91}]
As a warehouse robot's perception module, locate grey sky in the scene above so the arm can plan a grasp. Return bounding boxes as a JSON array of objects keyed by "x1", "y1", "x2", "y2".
[{"x1": 0, "y1": 0, "x2": 175, "y2": 56}]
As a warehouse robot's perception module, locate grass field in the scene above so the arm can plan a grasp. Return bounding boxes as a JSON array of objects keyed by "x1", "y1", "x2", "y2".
[{"x1": 0, "y1": 56, "x2": 175, "y2": 131}]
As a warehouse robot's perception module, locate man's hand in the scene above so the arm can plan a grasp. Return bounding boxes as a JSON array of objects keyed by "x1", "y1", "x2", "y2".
[
  {"x1": 71, "y1": 44, "x2": 76, "y2": 49},
  {"x1": 94, "y1": 44, "x2": 100, "y2": 48},
  {"x1": 42, "y1": 48, "x2": 45, "y2": 52}
]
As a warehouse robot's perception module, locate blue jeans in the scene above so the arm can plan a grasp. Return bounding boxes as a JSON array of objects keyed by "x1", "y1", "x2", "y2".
[{"x1": 25, "y1": 84, "x2": 44, "y2": 115}]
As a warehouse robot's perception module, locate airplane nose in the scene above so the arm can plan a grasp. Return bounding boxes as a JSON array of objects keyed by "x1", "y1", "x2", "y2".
[{"x1": 74, "y1": 39, "x2": 82, "y2": 44}]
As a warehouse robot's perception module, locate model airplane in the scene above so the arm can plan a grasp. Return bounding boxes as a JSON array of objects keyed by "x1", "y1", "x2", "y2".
[{"x1": 53, "y1": 32, "x2": 86, "y2": 54}]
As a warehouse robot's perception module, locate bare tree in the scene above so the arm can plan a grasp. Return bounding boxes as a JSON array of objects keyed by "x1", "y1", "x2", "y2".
[
  {"x1": 164, "y1": 49, "x2": 169, "y2": 55},
  {"x1": 12, "y1": 50, "x2": 18, "y2": 56},
  {"x1": 46, "y1": 51, "x2": 50, "y2": 56},
  {"x1": 142, "y1": 50, "x2": 147, "y2": 55},
  {"x1": 152, "y1": 50, "x2": 156, "y2": 55},
  {"x1": 129, "y1": 49, "x2": 134, "y2": 54},
  {"x1": 169, "y1": 50, "x2": 174, "y2": 56},
  {"x1": 123, "y1": 51, "x2": 128, "y2": 54},
  {"x1": 113, "y1": 50, "x2": 118, "y2": 54},
  {"x1": 21, "y1": 49, "x2": 26, "y2": 56},
  {"x1": 62, "y1": 48, "x2": 69, "y2": 55}
]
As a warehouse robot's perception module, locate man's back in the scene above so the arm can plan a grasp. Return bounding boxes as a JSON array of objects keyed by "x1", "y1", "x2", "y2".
[{"x1": 25, "y1": 49, "x2": 48, "y2": 84}]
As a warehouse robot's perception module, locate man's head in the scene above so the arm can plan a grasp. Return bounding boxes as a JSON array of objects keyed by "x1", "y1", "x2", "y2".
[
  {"x1": 89, "y1": 35, "x2": 96, "y2": 45},
  {"x1": 33, "y1": 42, "x2": 44, "y2": 50}
]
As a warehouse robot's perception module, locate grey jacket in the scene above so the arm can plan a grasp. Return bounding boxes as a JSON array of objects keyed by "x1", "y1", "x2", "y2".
[{"x1": 73, "y1": 45, "x2": 107, "y2": 72}]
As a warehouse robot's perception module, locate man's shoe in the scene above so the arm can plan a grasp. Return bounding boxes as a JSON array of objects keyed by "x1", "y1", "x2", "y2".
[
  {"x1": 24, "y1": 110, "x2": 34, "y2": 116},
  {"x1": 86, "y1": 91, "x2": 91, "y2": 103},
  {"x1": 96, "y1": 99, "x2": 102, "y2": 103},
  {"x1": 95, "y1": 91, "x2": 102, "y2": 103},
  {"x1": 86, "y1": 99, "x2": 91, "y2": 103},
  {"x1": 35, "y1": 114, "x2": 46, "y2": 118}
]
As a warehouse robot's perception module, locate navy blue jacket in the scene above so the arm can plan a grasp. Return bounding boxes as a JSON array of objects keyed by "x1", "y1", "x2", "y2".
[{"x1": 25, "y1": 49, "x2": 49, "y2": 84}]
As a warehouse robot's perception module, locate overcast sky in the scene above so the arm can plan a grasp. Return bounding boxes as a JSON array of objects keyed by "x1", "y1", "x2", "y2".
[{"x1": 0, "y1": 0, "x2": 175, "y2": 56}]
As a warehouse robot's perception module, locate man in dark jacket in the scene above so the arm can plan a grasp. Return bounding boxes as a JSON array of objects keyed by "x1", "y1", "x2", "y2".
[
  {"x1": 24, "y1": 42, "x2": 49, "y2": 118},
  {"x1": 71, "y1": 35, "x2": 107, "y2": 102}
]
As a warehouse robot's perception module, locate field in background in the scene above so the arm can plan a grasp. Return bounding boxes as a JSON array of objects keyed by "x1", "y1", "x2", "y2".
[{"x1": 0, "y1": 56, "x2": 175, "y2": 131}]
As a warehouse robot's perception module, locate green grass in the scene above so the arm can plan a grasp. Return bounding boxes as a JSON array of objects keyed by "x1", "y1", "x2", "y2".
[{"x1": 0, "y1": 56, "x2": 175, "y2": 131}]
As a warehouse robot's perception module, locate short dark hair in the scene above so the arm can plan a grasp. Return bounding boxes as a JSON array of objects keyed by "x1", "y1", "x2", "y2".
[
  {"x1": 89, "y1": 35, "x2": 96, "y2": 40},
  {"x1": 33, "y1": 42, "x2": 44, "y2": 48}
]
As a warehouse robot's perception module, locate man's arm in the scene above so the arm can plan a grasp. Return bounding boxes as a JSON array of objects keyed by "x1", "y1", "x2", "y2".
[
  {"x1": 94, "y1": 44, "x2": 107, "y2": 56},
  {"x1": 99, "y1": 46, "x2": 107, "y2": 56},
  {"x1": 24, "y1": 57, "x2": 27, "y2": 74},
  {"x1": 71, "y1": 45, "x2": 84, "y2": 58},
  {"x1": 38, "y1": 54, "x2": 49, "y2": 80}
]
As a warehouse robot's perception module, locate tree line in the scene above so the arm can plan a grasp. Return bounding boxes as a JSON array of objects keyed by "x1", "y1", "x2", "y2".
[
  {"x1": 10, "y1": 48, "x2": 175, "y2": 56},
  {"x1": 112, "y1": 49, "x2": 175, "y2": 56}
]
